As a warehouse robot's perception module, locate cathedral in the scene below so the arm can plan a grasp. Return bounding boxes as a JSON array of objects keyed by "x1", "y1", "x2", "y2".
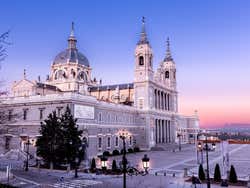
[{"x1": 0, "y1": 19, "x2": 199, "y2": 159}]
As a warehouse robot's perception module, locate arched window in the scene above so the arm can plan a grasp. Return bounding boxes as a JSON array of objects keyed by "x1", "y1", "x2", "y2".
[
  {"x1": 78, "y1": 71, "x2": 88, "y2": 82},
  {"x1": 54, "y1": 70, "x2": 66, "y2": 80},
  {"x1": 165, "y1": 71, "x2": 169, "y2": 79},
  {"x1": 139, "y1": 56, "x2": 144, "y2": 66},
  {"x1": 71, "y1": 69, "x2": 76, "y2": 78}
]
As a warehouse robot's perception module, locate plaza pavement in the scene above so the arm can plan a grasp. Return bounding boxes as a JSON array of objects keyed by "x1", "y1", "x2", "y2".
[
  {"x1": 0, "y1": 144, "x2": 250, "y2": 187},
  {"x1": 108, "y1": 144, "x2": 250, "y2": 179}
]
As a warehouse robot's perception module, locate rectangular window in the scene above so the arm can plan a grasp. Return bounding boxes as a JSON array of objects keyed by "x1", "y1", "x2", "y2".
[
  {"x1": 115, "y1": 136, "x2": 119, "y2": 147},
  {"x1": 98, "y1": 113, "x2": 102, "y2": 122},
  {"x1": 5, "y1": 137, "x2": 10, "y2": 150},
  {"x1": 23, "y1": 109, "x2": 28, "y2": 120},
  {"x1": 8, "y1": 110, "x2": 12, "y2": 121},
  {"x1": 39, "y1": 108, "x2": 45, "y2": 120},
  {"x1": 98, "y1": 137, "x2": 102, "y2": 149},
  {"x1": 107, "y1": 137, "x2": 111, "y2": 148}
]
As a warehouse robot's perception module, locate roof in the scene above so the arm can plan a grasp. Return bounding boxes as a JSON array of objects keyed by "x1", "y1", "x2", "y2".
[
  {"x1": 89, "y1": 83, "x2": 134, "y2": 92},
  {"x1": 36, "y1": 83, "x2": 61, "y2": 91},
  {"x1": 53, "y1": 48, "x2": 90, "y2": 67}
]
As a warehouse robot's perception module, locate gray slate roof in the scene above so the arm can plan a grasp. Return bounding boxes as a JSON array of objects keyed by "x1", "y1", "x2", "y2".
[
  {"x1": 89, "y1": 83, "x2": 133, "y2": 92},
  {"x1": 53, "y1": 48, "x2": 90, "y2": 67}
]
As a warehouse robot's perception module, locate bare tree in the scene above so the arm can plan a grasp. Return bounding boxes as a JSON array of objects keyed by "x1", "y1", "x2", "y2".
[
  {"x1": 0, "y1": 31, "x2": 15, "y2": 129},
  {"x1": 0, "y1": 31, "x2": 10, "y2": 96},
  {"x1": 0, "y1": 31, "x2": 10, "y2": 63}
]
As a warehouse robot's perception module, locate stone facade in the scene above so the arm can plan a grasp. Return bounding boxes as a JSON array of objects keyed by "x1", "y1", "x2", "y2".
[{"x1": 0, "y1": 20, "x2": 199, "y2": 160}]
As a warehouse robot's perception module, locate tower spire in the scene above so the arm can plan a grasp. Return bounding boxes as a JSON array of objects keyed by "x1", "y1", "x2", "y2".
[
  {"x1": 164, "y1": 37, "x2": 173, "y2": 62},
  {"x1": 70, "y1": 22, "x2": 75, "y2": 37},
  {"x1": 68, "y1": 22, "x2": 77, "y2": 49},
  {"x1": 137, "y1": 16, "x2": 149, "y2": 45}
]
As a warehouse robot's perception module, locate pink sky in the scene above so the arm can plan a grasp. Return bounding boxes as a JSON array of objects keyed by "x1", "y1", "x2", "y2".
[{"x1": 179, "y1": 95, "x2": 250, "y2": 128}]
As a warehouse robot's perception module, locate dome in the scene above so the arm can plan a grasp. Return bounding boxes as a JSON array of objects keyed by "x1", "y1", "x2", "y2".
[
  {"x1": 53, "y1": 48, "x2": 90, "y2": 67},
  {"x1": 53, "y1": 22, "x2": 90, "y2": 67}
]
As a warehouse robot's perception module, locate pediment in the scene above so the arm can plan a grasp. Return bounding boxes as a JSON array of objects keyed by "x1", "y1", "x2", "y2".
[{"x1": 12, "y1": 79, "x2": 35, "y2": 89}]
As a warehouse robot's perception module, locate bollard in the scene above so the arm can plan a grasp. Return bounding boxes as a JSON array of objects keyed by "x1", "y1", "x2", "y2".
[
  {"x1": 183, "y1": 168, "x2": 188, "y2": 177},
  {"x1": 248, "y1": 175, "x2": 250, "y2": 188}
]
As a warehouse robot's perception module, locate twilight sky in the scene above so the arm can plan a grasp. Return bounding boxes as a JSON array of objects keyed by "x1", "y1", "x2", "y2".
[{"x1": 0, "y1": 0, "x2": 250, "y2": 128}]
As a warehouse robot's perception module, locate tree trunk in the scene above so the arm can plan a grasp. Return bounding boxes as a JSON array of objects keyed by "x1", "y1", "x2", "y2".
[{"x1": 50, "y1": 161, "x2": 54, "y2": 170}]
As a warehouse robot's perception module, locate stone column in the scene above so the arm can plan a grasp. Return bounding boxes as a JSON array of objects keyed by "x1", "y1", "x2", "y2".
[
  {"x1": 165, "y1": 120, "x2": 168, "y2": 143},
  {"x1": 168, "y1": 120, "x2": 171, "y2": 143},
  {"x1": 154, "y1": 89, "x2": 157, "y2": 109},
  {"x1": 163, "y1": 93, "x2": 166, "y2": 110},
  {"x1": 167, "y1": 94, "x2": 170, "y2": 111},
  {"x1": 158, "y1": 119, "x2": 161, "y2": 143},
  {"x1": 162, "y1": 120, "x2": 165, "y2": 143},
  {"x1": 155, "y1": 119, "x2": 158, "y2": 144},
  {"x1": 158, "y1": 91, "x2": 161, "y2": 110},
  {"x1": 162, "y1": 93, "x2": 164, "y2": 110},
  {"x1": 155, "y1": 89, "x2": 158, "y2": 109}
]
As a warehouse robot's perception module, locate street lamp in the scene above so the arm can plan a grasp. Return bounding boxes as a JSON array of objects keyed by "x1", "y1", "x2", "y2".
[
  {"x1": 69, "y1": 140, "x2": 86, "y2": 178},
  {"x1": 103, "y1": 129, "x2": 151, "y2": 188},
  {"x1": 197, "y1": 142, "x2": 203, "y2": 164},
  {"x1": 205, "y1": 134, "x2": 211, "y2": 188},
  {"x1": 142, "y1": 154, "x2": 150, "y2": 172},
  {"x1": 177, "y1": 133, "x2": 182, "y2": 151},
  {"x1": 74, "y1": 157, "x2": 79, "y2": 178},
  {"x1": 212, "y1": 143, "x2": 216, "y2": 150},
  {"x1": 25, "y1": 137, "x2": 30, "y2": 171},
  {"x1": 100, "y1": 155, "x2": 108, "y2": 171},
  {"x1": 198, "y1": 142, "x2": 202, "y2": 149}
]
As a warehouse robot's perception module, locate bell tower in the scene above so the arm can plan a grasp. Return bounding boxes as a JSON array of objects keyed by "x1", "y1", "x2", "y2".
[
  {"x1": 134, "y1": 17, "x2": 154, "y2": 83},
  {"x1": 134, "y1": 17, "x2": 154, "y2": 110},
  {"x1": 162, "y1": 38, "x2": 177, "y2": 89}
]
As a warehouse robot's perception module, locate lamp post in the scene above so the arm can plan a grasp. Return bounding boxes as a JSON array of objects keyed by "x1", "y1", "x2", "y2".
[
  {"x1": 74, "y1": 141, "x2": 87, "y2": 178},
  {"x1": 177, "y1": 133, "x2": 181, "y2": 151},
  {"x1": 212, "y1": 143, "x2": 216, "y2": 151},
  {"x1": 100, "y1": 155, "x2": 108, "y2": 171},
  {"x1": 99, "y1": 129, "x2": 150, "y2": 188},
  {"x1": 25, "y1": 137, "x2": 30, "y2": 171},
  {"x1": 197, "y1": 133, "x2": 211, "y2": 188},
  {"x1": 197, "y1": 141, "x2": 203, "y2": 164},
  {"x1": 120, "y1": 132, "x2": 128, "y2": 188},
  {"x1": 142, "y1": 154, "x2": 150, "y2": 173},
  {"x1": 205, "y1": 135, "x2": 211, "y2": 188},
  {"x1": 74, "y1": 157, "x2": 79, "y2": 178}
]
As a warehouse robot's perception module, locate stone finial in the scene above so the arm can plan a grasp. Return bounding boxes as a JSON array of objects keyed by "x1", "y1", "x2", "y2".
[
  {"x1": 68, "y1": 22, "x2": 77, "y2": 49},
  {"x1": 23, "y1": 69, "x2": 26, "y2": 79},
  {"x1": 70, "y1": 22, "x2": 75, "y2": 37},
  {"x1": 137, "y1": 16, "x2": 149, "y2": 45},
  {"x1": 164, "y1": 37, "x2": 173, "y2": 62}
]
